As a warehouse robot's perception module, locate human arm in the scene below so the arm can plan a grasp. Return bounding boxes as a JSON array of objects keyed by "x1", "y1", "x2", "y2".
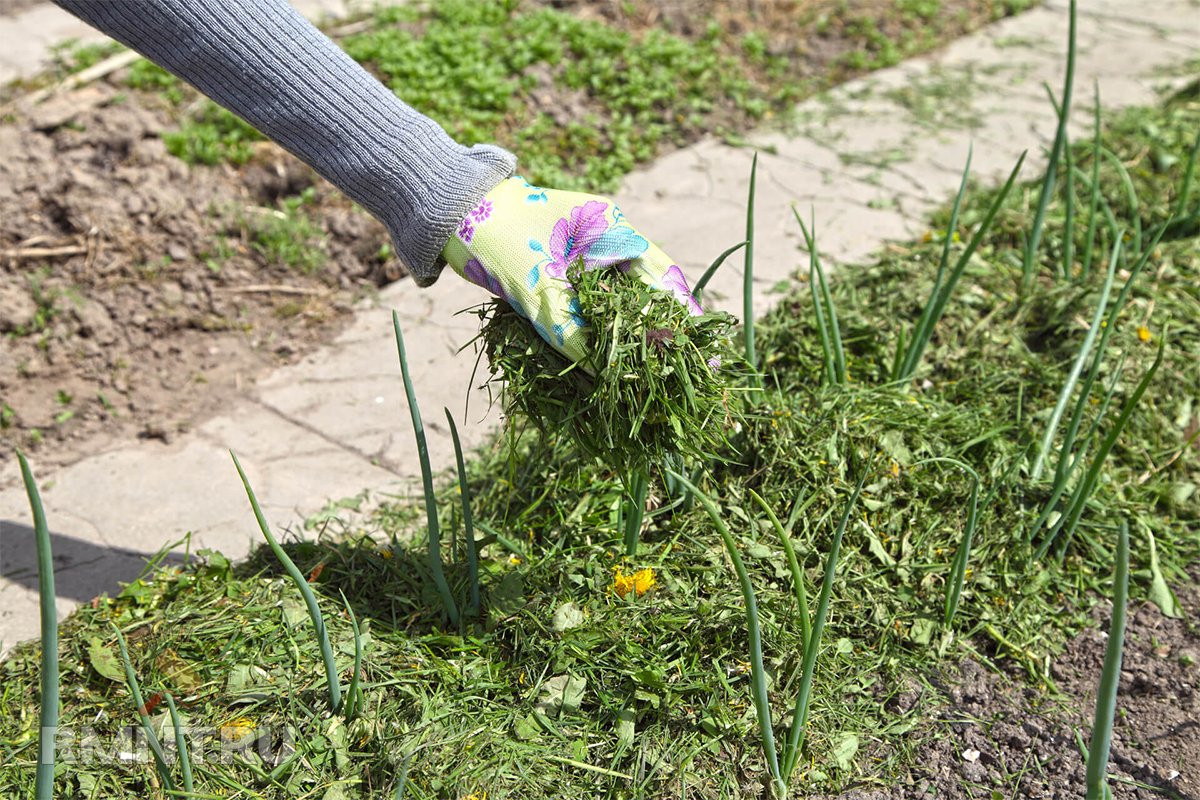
[{"x1": 51, "y1": 0, "x2": 515, "y2": 285}]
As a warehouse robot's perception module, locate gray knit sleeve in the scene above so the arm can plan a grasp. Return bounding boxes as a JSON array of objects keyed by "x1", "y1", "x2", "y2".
[{"x1": 51, "y1": 0, "x2": 516, "y2": 285}]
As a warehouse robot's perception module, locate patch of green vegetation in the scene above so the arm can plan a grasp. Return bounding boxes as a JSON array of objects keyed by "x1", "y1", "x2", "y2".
[
  {"x1": 4, "y1": 54, "x2": 1196, "y2": 800},
  {"x1": 163, "y1": 103, "x2": 264, "y2": 166},
  {"x1": 340, "y1": 1, "x2": 769, "y2": 190},
  {"x1": 242, "y1": 187, "x2": 327, "y2": 273},
  {"x1": 47, "y1": 38, "x2": 125, "y2": 77},
  {"x1": 123, "y1": 59, "x2": 185, "y2": 104},
  {"x1": 106, "y1": 0, "x2": 1033, "y2": 189}
]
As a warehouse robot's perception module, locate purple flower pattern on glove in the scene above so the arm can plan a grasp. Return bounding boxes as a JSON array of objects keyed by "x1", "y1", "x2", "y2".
[
  {"x1": 471, "y1": 198, "x2": 493, "y2": 223},
  {"x1": 546, "y1": 200, "x2": 610, "y2": 279},
  {"x1": 463, "y1": 258, "x2": 506, "y2": 300},
  {"x1": 660, "y1": 265, "x2": 703, "y2": 316},
  {"x1": 457, "y1": 217, "x2": 475, "y2": 244}
]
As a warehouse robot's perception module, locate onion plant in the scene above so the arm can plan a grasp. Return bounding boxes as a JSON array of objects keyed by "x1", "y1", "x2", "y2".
[
  {"x1": 793, "y1": 208, "x2": 845, "y2": 387},
  {"x1": 163, "y1": 693, "x2": 194, "y2": 794},
  {"x1": 693, "y1": 239, "x2": 748, "y2": 299},
  {"x1": 1030, "y1": 242, "x2": 1120, "y2": 480},
  {"x1": 1021, "y1": 0, "x2": 1076, "y2": 294},
  {"x1": 112, "y1": 623, "x2": 177, "y2": 792},
  {"x1": 17, "y1": 452, "x2": 57, "y2": 800},
  {"x1": 445, "y1": 408, "x2": 481, "y2": 618},
  {"x1": 893, "y1": 151, "x2": 1027, "y2": 385},
  {"x1": 1085, "y1": 520, "x2": 1130, "y2": 800},
  {"x1": 669, "y1": 469, "x2": 864, "y2": 796},
  {"x1": 744, "y1": 152, "x2": 759, "y2": 392},
  {"x1": 1035, "y1": 335, "x2": 1165, "y2": 559},
  {"x1": 393, "y1": 311, "x2": 460, "y2": 626},
  {"x1": 232, "y1": 451, "x2": 343, "y2": 712},
  {"x1": 339, "y1": 590, "x2": 365, "y2": 720}
]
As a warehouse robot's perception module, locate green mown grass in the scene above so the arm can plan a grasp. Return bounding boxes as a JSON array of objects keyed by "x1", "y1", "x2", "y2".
[
  {"x1": 2, "y1": 74, "x2": 1197, "y2": 800},
  {"x1": 102, "y1": 0, "x2": 1030, "y2": 191}
]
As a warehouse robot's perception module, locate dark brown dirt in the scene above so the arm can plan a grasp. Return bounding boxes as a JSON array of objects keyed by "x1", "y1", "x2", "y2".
[
  {"x1": 834, "y1": 570, "x2": 1200, "y2": 798},
  {"x1": 0, "y1": 84, "x2": 394, "y2": 471}
]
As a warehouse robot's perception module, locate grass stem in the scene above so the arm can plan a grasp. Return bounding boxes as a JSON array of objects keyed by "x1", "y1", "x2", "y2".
[
  {"x1": 17, "y1": 452, "x2": 58, "y2": 800},
  {"x1": 231, "y1": 451, "x2": 342, "y2": 712},
  {"x1": 393, "y1": 311, "x2": 460, "y2": 626}
]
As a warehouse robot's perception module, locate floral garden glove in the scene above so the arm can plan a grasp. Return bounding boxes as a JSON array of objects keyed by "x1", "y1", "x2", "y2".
[{"x1": 440, "y1": 176, "x2": 703, "y2": 364}]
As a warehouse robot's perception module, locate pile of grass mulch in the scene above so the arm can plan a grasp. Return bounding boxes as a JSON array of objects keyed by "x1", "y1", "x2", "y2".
[{"x1": 1, "y1": 85, "x2": 1197, "y2": 800}]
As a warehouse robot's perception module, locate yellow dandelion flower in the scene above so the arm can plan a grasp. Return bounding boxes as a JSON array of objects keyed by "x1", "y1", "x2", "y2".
[
  {"x1": 1137, "y1": 325, "x2": 1151, "y2": 343},
  {"x1": 509, "y1": 555, "x2": 523, "y2": 565},
  {"x1": 221, "y1": 717, "x2": 256, "y2": 742},
  {"x1": 380, "y1": 550, "x2": 394, "y2": 560},
  {"x1": 890, "y1": 461, "x2": 900, "y2": 478},
  {"x1": 612, "y1": 567, "x2": 657, "y2": 599}
]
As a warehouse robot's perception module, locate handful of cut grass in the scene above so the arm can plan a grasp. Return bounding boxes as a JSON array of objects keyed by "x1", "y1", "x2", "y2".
[{"x1": 479, "y1": 264, "x2": 744, "y2": 476}]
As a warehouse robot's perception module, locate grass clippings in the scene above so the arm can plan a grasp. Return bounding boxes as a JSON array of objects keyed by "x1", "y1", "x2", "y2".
[
  {"x1": 479, "y1": 263, "x2": 746, "y2": 478},
  {"x1": 2, "y1": 80, "x2": 1198, "y2": 800}
]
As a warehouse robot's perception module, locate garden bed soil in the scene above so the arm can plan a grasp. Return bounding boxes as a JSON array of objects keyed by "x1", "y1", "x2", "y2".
[
  {"x1": 0, "y1": 88, "x2": 394, "y2": 472},
  {"x1": 838, "y1": 569, "x2": 1200, "y2": 799}
]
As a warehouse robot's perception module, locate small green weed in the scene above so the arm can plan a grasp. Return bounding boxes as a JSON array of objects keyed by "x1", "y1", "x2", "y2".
[{"x1": 241, "y1": 188, "x2": 326, "y2": 273}]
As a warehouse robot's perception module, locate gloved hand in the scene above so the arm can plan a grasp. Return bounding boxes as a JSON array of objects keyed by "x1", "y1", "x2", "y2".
[{"x1": 441, "y1": 176, "x2": 703, "y2": 363}]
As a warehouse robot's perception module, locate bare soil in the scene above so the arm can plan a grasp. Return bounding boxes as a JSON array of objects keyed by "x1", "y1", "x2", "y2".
[
  {"x1": 0, "y1": 85, "x2": 394, "y2": 473},
  {"x1": 837, "y1": 570, "x2": 1200, "y2": 798}
]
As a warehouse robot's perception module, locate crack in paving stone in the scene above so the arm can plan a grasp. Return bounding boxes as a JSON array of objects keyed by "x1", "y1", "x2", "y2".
[{"x1": 234, "y1": 398, "x2": 404, "y2": 478}]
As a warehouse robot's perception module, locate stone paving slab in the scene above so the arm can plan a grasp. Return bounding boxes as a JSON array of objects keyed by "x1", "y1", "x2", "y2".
[
  {"x1": 0, "y1": 0, "x2": 353, "y2": 85},
  {"x1": 3, "y1": 0, "x2": 1198, "y2": 651}
]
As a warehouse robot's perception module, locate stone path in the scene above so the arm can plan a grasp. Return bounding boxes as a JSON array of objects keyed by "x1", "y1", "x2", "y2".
[{"x1": 1, "y1": 0, "x2": 1197, "y2": 651}]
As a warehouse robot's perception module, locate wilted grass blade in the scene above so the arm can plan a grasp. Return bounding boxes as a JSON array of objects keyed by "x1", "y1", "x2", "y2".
[
  {"x1": 694, "y1": 240, "x2": 748, "y2": 298},
  {"x1": 782, "y1": 474, "x2": 866, "y2": 779},
  {"x1": 393, "y1": 311, "x2": 460, "y2": 626},
  {"x1": 112, "y1": 624, "x2": 177, "y2": 792},
  {"x1": 749, "y1": 488, "x2": 810, "y2": 647},
  {"x1": 667, "y1": 469, "x2": 784, "y2": 797},
  {"x1": 1031, "y1": 239, "x2": 1120, "y2": 480},
  {"x1": 231, "y1": 451, "x2": 342, "y2": 712},
  {"x1": 17, "y1": 451, "x2": 57, "y2": 800},
  {"x1": 445, "y1": 408, "x2": 480, "y2": 618},
  {"x1": 1085, "y1": 521, "x2": 1129, "y2": 800},
  {"x1": 1022, "y1": 0, "x2": 1077, "y2": 293},
  {"x1": 164, "y1": 693, "x2": 194, "y2": 793}
]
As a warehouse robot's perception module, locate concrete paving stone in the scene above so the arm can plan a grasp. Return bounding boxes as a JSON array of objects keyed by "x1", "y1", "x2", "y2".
[
  {"x1": 0, "y1": 0, "x2": 355, "y2": 85},
  {"x1": 254, "y1": 277, "x2": 501, "y2": 482},
  {"x1": 1045, "y1": 0, "x2": 1200, "y2": 42}
]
